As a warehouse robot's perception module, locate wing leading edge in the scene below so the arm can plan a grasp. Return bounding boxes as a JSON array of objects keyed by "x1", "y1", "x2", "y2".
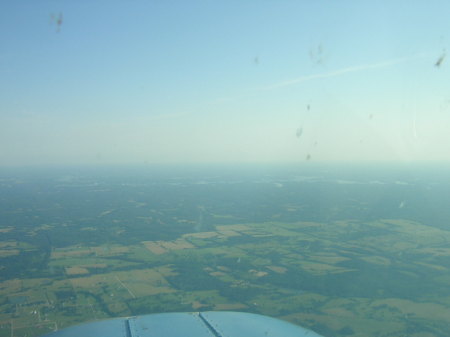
[{"x1": 40, "y1": 311, "x2": 324, "y2": 337}]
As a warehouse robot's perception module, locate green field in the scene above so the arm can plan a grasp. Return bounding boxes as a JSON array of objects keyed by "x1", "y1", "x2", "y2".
[{"x1": 1, "y1": 218, "x2": 450, "y2": 337}]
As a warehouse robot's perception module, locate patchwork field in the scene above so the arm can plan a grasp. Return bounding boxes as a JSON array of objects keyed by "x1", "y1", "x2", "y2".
[{"x1": 1, "y1": 218, "x2": 450, "y2": 337}]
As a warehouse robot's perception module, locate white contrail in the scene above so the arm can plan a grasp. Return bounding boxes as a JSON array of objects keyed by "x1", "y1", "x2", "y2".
[
  {"x1": 210, "y1": 52, "x2": 433, "y2": 105},
  {"x1": 263, "y1": 54, "x2": 430, "y2": 90}
]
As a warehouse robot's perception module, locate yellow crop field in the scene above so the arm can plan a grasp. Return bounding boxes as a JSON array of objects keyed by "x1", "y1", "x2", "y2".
[{"x1": 65, "y1": 267, "x2": 89, "y2": 275}]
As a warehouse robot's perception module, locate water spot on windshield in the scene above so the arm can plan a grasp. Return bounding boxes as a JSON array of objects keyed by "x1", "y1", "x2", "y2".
[
  {"x1": 435, "y1": 50, "x2": 446, "y2": 67},
  {"x1": 309, "y1": 44, "x2": 326, "y2": 65},
  {"x1": 50, "y1": 12, "x2": 63, "y2": 33}
]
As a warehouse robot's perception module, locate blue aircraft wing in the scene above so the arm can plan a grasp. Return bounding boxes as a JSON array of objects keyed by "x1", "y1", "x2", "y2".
[{"x1": 40, "y1": 311, "x2": 324, "y2": 337}]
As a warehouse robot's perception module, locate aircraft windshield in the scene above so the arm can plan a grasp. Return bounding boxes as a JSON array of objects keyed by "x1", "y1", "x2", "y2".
[{"x1": 1, "y1": 2, "x2": 449, "y2": 337}]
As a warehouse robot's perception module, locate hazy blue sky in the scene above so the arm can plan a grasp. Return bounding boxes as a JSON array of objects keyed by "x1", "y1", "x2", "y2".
[{"x1": 1, "y1": 1, "x2": 449, "y2": 166}]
